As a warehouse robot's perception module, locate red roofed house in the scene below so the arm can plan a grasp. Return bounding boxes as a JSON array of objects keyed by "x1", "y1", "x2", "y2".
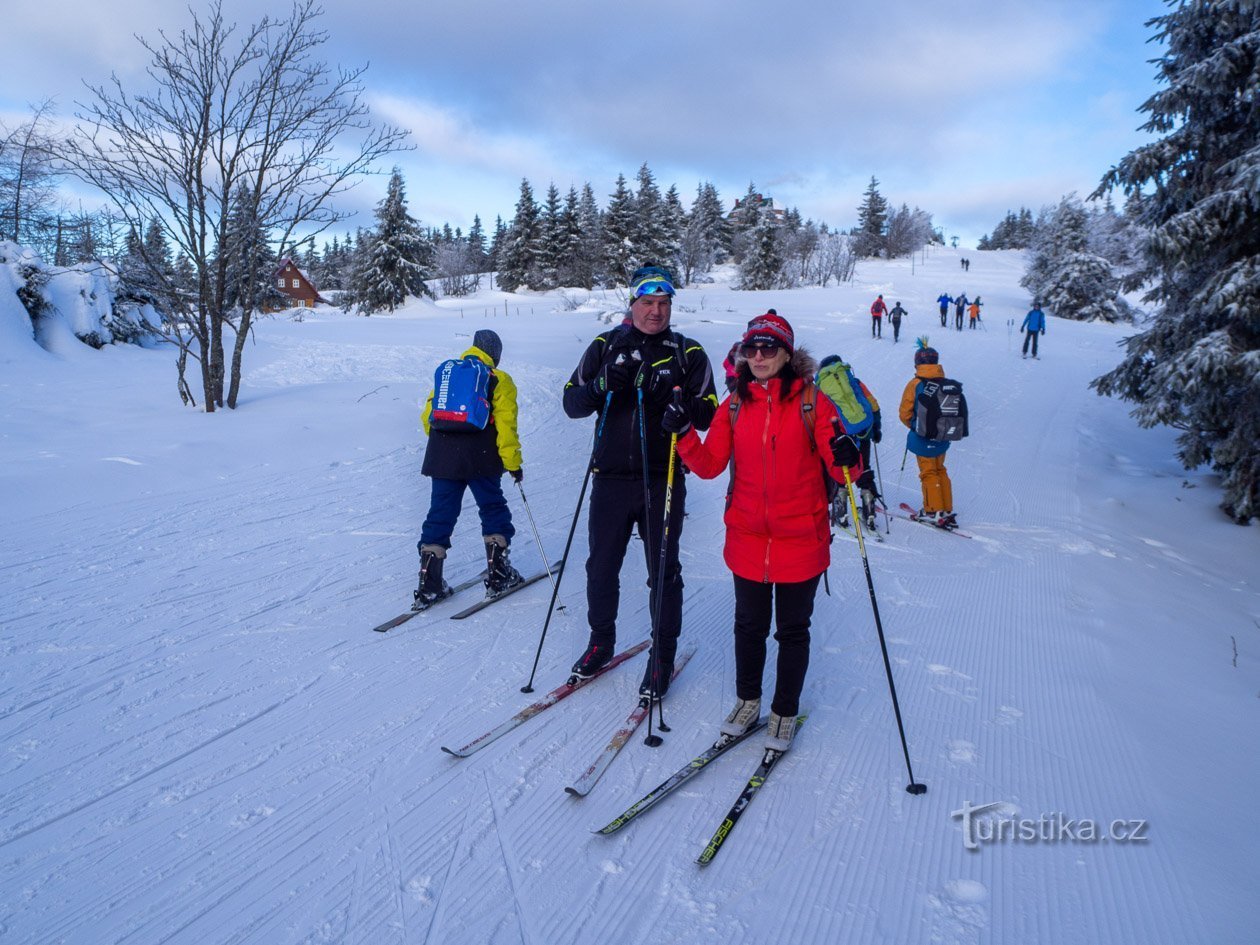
[{"x1": 272, "y1": 257, "x2": 328, "y2": 309}]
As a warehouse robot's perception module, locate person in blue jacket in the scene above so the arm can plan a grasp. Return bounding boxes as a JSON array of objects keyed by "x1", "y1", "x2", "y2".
[
  {"x1": 937, "y1": 293, "x2": 952, "y2": 328},
  {"x1": 1021, "y1": 303, "x2": 1046, "y2": 359}
]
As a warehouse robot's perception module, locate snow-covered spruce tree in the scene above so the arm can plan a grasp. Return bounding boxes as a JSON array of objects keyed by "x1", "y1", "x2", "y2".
[
  {"x1": 1092, "y1": 0, "x2": 1260, "y2": 523},
  {"x1": 854, "y1": 176, "x2": 888, "y2": 258},
  {"x1": 352, "y1": 168, "x2": 434, "y2": 314},
  {"x1": 222, "y1": 186, "x2": 283, "y2": 314},
  {"x1": 567, "y1": 184, "x2": 602, "y2": 289},
  {"x1": 1022, "y1": 194, "x2": 1130, "y2": 322},
  {"x1": 554, "y1": 187, "x2": 585, "y2": 289},
  {"x1": 738, "y1": 209, "x2": 783, "y2": 290},
  {"x1": 632, "y1": 163, "x2": 669, "y2": 273},
  {"x1": 497, "y1": 179, "x2": 541, "y2": 293},
  {"x1": 602, "y1": 173, "x2": 636, "y2": 286},
  {"x1": 728, "y1": 182, "x2": 764, "y2": 263},
  {"x1": 677, "y1": 181, "x2": 726, "y2": 285},
  {"x1": 466, "y1": 215, "x2": 487, "y2": 273},
  {"x1": 660, "y1": 184, "x2": 685, "y2": 280},
  {"x1": 537, "y1": 183, "x2": 564, "y2": 290}
]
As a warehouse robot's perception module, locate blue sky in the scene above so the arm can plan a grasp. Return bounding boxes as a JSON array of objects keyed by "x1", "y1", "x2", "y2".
[{"x1": 2, "y1": 0, "x2": 1169, "y2": 247}]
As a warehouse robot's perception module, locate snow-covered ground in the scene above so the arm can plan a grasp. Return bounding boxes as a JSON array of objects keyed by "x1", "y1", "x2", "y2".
[{"x1": 1, "y1": 247, "x2": 1256, "y2": 945}]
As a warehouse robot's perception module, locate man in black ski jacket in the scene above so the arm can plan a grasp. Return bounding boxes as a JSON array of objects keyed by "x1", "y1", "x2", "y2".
[{"x1": 562, "y1": 265, "x2": 718, "y2": 700}]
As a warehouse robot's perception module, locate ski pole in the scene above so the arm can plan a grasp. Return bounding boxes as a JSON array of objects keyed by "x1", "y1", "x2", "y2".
[
  {"x1": 834, "y1": 420, "x2": 926, "y2": 795},
  {"x1": 873, "y1": 440, "x2": 891, "y2": 535},
  {"x1": 521, "y1": 392, "x2": 612, "y2": 694},
  {"x1": 513, "y1": 479, "x2": 557, "y2": 598},
  {"x1": 644, "y1": 387, "x2": 683, "y2": 747}
]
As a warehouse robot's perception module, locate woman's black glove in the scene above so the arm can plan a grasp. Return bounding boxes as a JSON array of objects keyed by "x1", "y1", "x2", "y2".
[
  {"x1": 661, "y1": 400, "x2": 691, "y2": 435},
  {"x1": 830, "y1": 433, "x2": 861, "y2": 470}
]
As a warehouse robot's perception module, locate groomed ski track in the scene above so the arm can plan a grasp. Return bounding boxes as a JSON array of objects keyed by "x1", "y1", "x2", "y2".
[{"x1": 1, "y1": 249, "x2": 1255, "y2": 944}]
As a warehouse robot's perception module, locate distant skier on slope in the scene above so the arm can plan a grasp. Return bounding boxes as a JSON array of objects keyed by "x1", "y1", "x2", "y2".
[
  {"x1": 415, "y1": 329, "x2": 525, "y2": 608},
  {"x1": 870, "y1": 295, "x2": 887, "y2": 338},
  {"x1": 1021, "y1": 303, "x2": 1046, "y2": 359},
  {"x1": 954, "y1": 293, "x2": 968, "y2": 331},
  {"x1": 889, "y1": 301, "x2": 908, "y2": 343},
  {"x1": 937, "y1": 292, "x2": 952, "y2": 327},
  {"x1": 667, "y1": 313, "x2": 862, "y2": 752},
  {"x1": 968, "y1": 297, "x2": 982, "y2": 329}
]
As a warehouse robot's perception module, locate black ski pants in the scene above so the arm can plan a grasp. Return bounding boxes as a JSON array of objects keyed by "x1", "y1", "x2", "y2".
[
  {"x1": 732, "y1": 572, "x2": 822, "y2": 717},
  {"x1": 1022, "y1": 330, "x2": 1040, "y2": 357},
  {"x1": 585, "y1": 475, "x2": 686, "y2": 670},
  {"x1": 891, "y1": 317, "x2": 902, "y2": 342}
]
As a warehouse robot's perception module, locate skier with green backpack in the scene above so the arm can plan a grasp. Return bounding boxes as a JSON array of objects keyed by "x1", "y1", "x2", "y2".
[{"x1": 817, "y1": 355, "x2": 883, "y2": 531}]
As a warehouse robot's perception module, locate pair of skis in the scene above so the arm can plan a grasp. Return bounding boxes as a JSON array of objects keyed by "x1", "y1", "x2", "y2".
[
  {"x1": 832, "y1": 498, "x2": 886, "y2": 542},
  {"x1": 595, "y1": 715, "x2": 806, "y2": 866},
  {"x1": 564, "y1": 648, "x2": 695, "y2": 797},
  {"x1": 440, "y1": 640, "x2": 649, "y2": 758},
  {"x1": 896, "y1": 502, "x2": 973, "y2": 539},
  {"x1": 441, "y1": 643, "x2": 697, "y2": 798},
  {"x1": 372, "y1": 558, "x2": 564, "y2": 632}
]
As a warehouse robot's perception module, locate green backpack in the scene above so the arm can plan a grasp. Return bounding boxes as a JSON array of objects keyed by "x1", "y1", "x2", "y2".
[{"x1": 816, "y1": 358, "x2": 875, "y2": 437}]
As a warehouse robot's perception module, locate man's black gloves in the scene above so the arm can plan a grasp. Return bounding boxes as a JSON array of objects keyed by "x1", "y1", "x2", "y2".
[
  {"x1": 871, "y1": 415, "x2": 882, "y2": 444},
  {"x1": 509, "y1": 468, "x2": 523, "y2": 483},
  {"x1": 594, "y1": 354, "x2": 636, "y2": 394},
  {"x1": 830, "y1": 432, "x2": 861, "y2": 470}
]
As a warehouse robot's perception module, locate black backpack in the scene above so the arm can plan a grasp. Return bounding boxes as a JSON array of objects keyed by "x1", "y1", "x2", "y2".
[{"x1": 913, "y1": 378, "x2": 969, "y2": 441}]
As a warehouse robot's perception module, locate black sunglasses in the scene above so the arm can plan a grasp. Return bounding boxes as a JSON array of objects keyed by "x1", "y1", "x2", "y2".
[{"x1": 740, "y1": 342, "x2": 783, "y2": 359}]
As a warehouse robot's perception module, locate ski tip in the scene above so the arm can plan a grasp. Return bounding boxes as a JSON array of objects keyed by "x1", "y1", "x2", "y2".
[
  {"x1": 564, "y1": 785, "x2": 588, "y2": 798},
  {"x1": 440, "y1": 745, "x2": 467, "y2": 758}
]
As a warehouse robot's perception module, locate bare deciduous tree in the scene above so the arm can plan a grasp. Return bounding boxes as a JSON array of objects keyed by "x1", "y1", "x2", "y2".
[
  {"x1": 0, "y1": 99, "x2": 63, "y2": 252},
  {"x1": 64, "y1": 0, "x2": 408, "y2": 410}
]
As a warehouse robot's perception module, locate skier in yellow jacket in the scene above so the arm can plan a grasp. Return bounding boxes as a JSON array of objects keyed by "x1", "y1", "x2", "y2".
[{"x1": 416, "y1": 329, "x2": 524, "y2": 607}]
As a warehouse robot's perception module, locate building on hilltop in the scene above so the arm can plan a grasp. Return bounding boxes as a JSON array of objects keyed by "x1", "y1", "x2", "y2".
[{"x1": 729, "y1": 193, "x2": 787, "y2": 225}]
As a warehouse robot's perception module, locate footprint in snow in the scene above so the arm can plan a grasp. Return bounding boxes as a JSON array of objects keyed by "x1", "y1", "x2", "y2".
[
  {"x1": 947, "y1": 740, "x2": 977, "y2": 764},
  {"x1": 927, "y1": 879, "x2": 989, "y2": 944}
]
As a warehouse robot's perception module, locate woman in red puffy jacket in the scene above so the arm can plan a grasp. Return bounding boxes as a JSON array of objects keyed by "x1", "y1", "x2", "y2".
[{"x1": 663, "y1": 312, "x2": 862, "y2": 752}]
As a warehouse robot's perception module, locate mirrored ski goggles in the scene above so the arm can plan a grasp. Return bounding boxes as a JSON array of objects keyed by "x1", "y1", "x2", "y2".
[
  {"x1": 630, "y1": 276, "x2": 675, "y2": 299},
  {"x1": 740, "y1": 342, "x2": 783, "y2": 359}
]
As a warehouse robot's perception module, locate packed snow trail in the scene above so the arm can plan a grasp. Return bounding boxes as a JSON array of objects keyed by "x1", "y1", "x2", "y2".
[{"x1": 1, "y1": 249, "x2": 1255, "y2": 944}]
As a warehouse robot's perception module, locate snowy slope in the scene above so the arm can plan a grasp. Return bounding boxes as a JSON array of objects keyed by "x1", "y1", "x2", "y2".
[{"x1": 1, "y1": 247, "x2": 1256, "y2": 945}]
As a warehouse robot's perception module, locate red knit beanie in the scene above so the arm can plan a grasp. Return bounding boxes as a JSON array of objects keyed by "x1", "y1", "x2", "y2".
[{"x1": 742, "y1": 312, "x2": 794, "y2": 353}]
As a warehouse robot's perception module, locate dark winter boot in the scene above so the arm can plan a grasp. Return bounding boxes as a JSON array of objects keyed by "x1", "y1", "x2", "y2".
[
  {"x1": 861, "y1": 488, "x2": 879, "y2": 530},
  {"x1": 413, "y1": 544, "x2": 452, "y2": 610},
  {"x1": 570, "y1": 641, "x2": 613, "y2": 680},
  {"x1": 638, "y1": 654, "x2": 675, "y2": 703},
  {"x1": 830, "y1": 495, "x2": 850, "y2": 529},
  {"x1": 483, "y1": 534, "x2": 523, "y2": 596}
]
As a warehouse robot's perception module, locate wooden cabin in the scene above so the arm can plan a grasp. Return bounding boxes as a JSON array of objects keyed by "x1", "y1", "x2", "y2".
[{"x1": 273, "y1": 258, "x2": 327, "y2": 308}]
